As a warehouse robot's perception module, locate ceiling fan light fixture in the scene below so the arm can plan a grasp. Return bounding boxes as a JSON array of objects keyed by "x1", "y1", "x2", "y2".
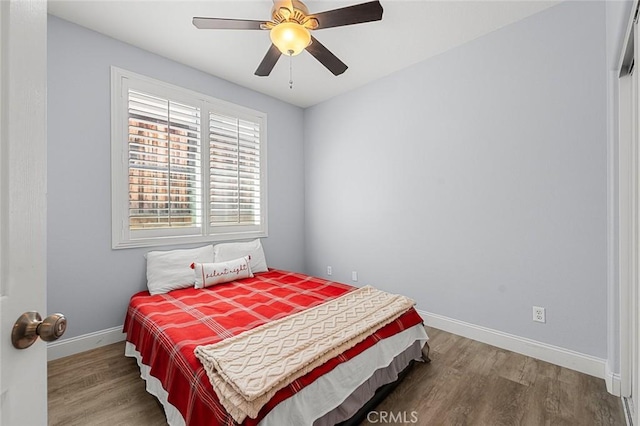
[
  {"x1": 270, "y1": 21, "x2": 311, "y2": 56},
  {"x1": 193, "y1": 0, "x2": 384, "y2": 77}
]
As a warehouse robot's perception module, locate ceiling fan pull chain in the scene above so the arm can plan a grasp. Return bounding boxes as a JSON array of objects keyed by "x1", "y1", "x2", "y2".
[{"x1": 288, "y1": 50, "x2": 294, "y2": 89}]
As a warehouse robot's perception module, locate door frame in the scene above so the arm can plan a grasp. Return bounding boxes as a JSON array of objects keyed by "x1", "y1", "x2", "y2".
[
  {"x1": 619, "y1": 70, "x2": 635, "y2": 401},
  {"x1": 618, "y1": 2, "x2": 640, "y2": 424}
]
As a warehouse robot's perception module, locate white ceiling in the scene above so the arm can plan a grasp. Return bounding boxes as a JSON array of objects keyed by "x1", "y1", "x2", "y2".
[{"x1": 48, "y1": 0, "x2": 560, "y2": 108}]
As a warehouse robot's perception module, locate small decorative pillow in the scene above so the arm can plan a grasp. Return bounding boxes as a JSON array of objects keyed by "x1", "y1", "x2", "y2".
[{"x1": 191, "y1": 256, "x2": 254, "y2": 289}]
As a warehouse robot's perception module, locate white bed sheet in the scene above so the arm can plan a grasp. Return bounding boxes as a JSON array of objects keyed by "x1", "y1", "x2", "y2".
[
  {"x1": 260, "y1": 324, "x2": 428, "y2": 426},
  {"x1": 125, "y1": 323, "x2": 428, "y2": 426}
]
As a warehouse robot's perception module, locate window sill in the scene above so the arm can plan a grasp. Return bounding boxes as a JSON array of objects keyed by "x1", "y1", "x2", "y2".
[{"x1": 112, "y1": 230, "x2": 268, "y2": 250}]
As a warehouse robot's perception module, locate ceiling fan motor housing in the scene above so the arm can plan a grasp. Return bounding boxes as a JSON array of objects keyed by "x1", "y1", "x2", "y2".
[{"x1": 272, "y1": 0, "x2": 309, "y2": 19}]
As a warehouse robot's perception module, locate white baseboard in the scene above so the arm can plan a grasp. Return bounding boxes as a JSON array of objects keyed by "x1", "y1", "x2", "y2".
[
  {"x1": 48, "y1": 313, "x2": 614, "y2": 392},
  {"x1": 419, "y1": 310, "x2": 606, "y2": 380},
  {"x1": 605, "y1": 360, "x2": 622, "y2": 396},
  {"x1": 47, "y1": 325, "x2": 126, "y2": 361}
]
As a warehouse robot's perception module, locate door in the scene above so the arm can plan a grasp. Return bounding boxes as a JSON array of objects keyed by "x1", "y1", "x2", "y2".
[{"x1": 0, "y1": 0, "x2": 48, "y2": 425}]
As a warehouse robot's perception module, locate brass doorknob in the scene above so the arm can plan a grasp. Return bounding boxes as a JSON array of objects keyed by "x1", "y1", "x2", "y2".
[{"x1": 11, "y1": 311, "x2": 67, "y2": 349}]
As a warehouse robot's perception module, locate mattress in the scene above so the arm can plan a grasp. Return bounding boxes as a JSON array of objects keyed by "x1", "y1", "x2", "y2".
[{"x1": 123, "y1": 269, "x2": 427, "y2": 425}]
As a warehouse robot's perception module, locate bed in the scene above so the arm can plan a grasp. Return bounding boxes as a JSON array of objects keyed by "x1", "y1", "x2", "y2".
[{"x1": 123, "y1": 268, "x2": 429, "y2": 425}]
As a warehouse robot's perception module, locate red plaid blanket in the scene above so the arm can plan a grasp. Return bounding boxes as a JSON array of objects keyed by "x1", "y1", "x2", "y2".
[{"x1": 124, "y1": 269, "x2": 423, "y2": 425}]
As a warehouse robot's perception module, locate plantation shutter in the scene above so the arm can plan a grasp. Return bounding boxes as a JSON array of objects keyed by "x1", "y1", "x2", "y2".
[
  {"x1": 127, "y1": 89, "x2": 202, "y2": 230},
  {"x1": 209, "y1": 112, "x2": 261, "y2": 227}
]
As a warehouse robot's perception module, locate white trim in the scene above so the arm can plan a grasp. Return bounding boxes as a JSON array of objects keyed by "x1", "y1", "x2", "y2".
[
  {"x1": 619, "y1": 70, "x2": 634, "y2": 398},
  {"x1": 624, "y1": 397, "x2": 635, "y2": 426},
  {"x1": 47, "y1": 326, "x2": 126, "y2": 361},
  {"x1": 419, "y1": 310, "x2": 606, "y2": 380},
  {"x1": 606, "y1": 360, "x2": 623, "y2": 396},
  {"x1": 608, "y1": 64, "x2": 619, "y2": 397},
  {"x1": 110, "y1": 66, "x2": 269, "y2": 250},
  {"x1": 633, "y1": 20, "x2": 640, "y2": 424},
  {"x1": 50, "y1": 314, "x2": 620, "y2": 398},
  {"x1": 617, "y1": 3, "x2": 640, "y2": 421}
]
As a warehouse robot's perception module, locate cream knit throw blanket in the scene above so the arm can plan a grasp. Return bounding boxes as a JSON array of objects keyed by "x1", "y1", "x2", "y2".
[{"x1": 194, "y1": 285, "x2": 415, "y2": 423}]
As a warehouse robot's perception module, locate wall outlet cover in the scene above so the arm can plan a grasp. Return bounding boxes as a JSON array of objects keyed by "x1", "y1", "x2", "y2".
[{"x1": 533, "y1": 306, "x2": 546, "y2": 323}]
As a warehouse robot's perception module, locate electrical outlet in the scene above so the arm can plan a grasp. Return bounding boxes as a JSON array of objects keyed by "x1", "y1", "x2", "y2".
[
  {"x1": 533, "y1": 306, "x2": 546, "y2": 323},
  {"x1": 351, "y1": 271, "x2": 358, "y2": 282},
  {"x1": 327, "y1": 266, "x2": 332, "y2": 276}
]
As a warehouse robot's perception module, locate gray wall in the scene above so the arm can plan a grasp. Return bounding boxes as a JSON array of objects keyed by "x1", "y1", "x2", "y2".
[
  {"x1": 304, "y1": 1, "x2": 608, "y2": 357},
  {"x1": 47, "y1": 16, "x2": 305, "y2": 339}
]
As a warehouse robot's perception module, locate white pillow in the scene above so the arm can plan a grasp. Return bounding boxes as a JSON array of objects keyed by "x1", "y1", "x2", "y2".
[
  {"x1": 191, "y1": 256, "x2": 253, "y2": 289},
  {"x1": 145, "y1": 245, "x2": 214, "y2": 295},
  {"x1": 213, "y1": 239, "x2": 268, "y2": 273}
]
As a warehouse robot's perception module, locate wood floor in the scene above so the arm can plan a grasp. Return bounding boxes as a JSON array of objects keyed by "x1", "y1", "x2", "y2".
[{"x1": 48, "y1": 327, "x2": 625, "y2": 426}]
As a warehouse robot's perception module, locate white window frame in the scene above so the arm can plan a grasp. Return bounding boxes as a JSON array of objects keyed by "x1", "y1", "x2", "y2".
[{"x1": 111, "y1": 67, "x2": 268, "y2": 249}]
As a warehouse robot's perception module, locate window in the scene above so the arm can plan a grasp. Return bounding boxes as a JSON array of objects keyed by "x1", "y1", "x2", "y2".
[{"x1": 111, "y1": 67, "x2": 267, "y2": 249}]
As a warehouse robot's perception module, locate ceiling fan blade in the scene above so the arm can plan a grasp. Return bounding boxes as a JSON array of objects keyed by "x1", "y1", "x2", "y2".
[
  {"x1": 305, "y1": 36, "x2": 348, "y2": 76},
  {"x1": 309, "y1": 1, "x2": 383, "y2": 30},
  {"x1": 255, "y1": 44, "x2": 282, "y2": 76},
  {"x1": 193, "y1": 17, "x2": 266, "y2": 30}
]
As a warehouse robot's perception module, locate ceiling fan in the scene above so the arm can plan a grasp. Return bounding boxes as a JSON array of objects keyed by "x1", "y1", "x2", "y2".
[{"x1": 193, "y1": 0, "x2": 384, "y2": 77}]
